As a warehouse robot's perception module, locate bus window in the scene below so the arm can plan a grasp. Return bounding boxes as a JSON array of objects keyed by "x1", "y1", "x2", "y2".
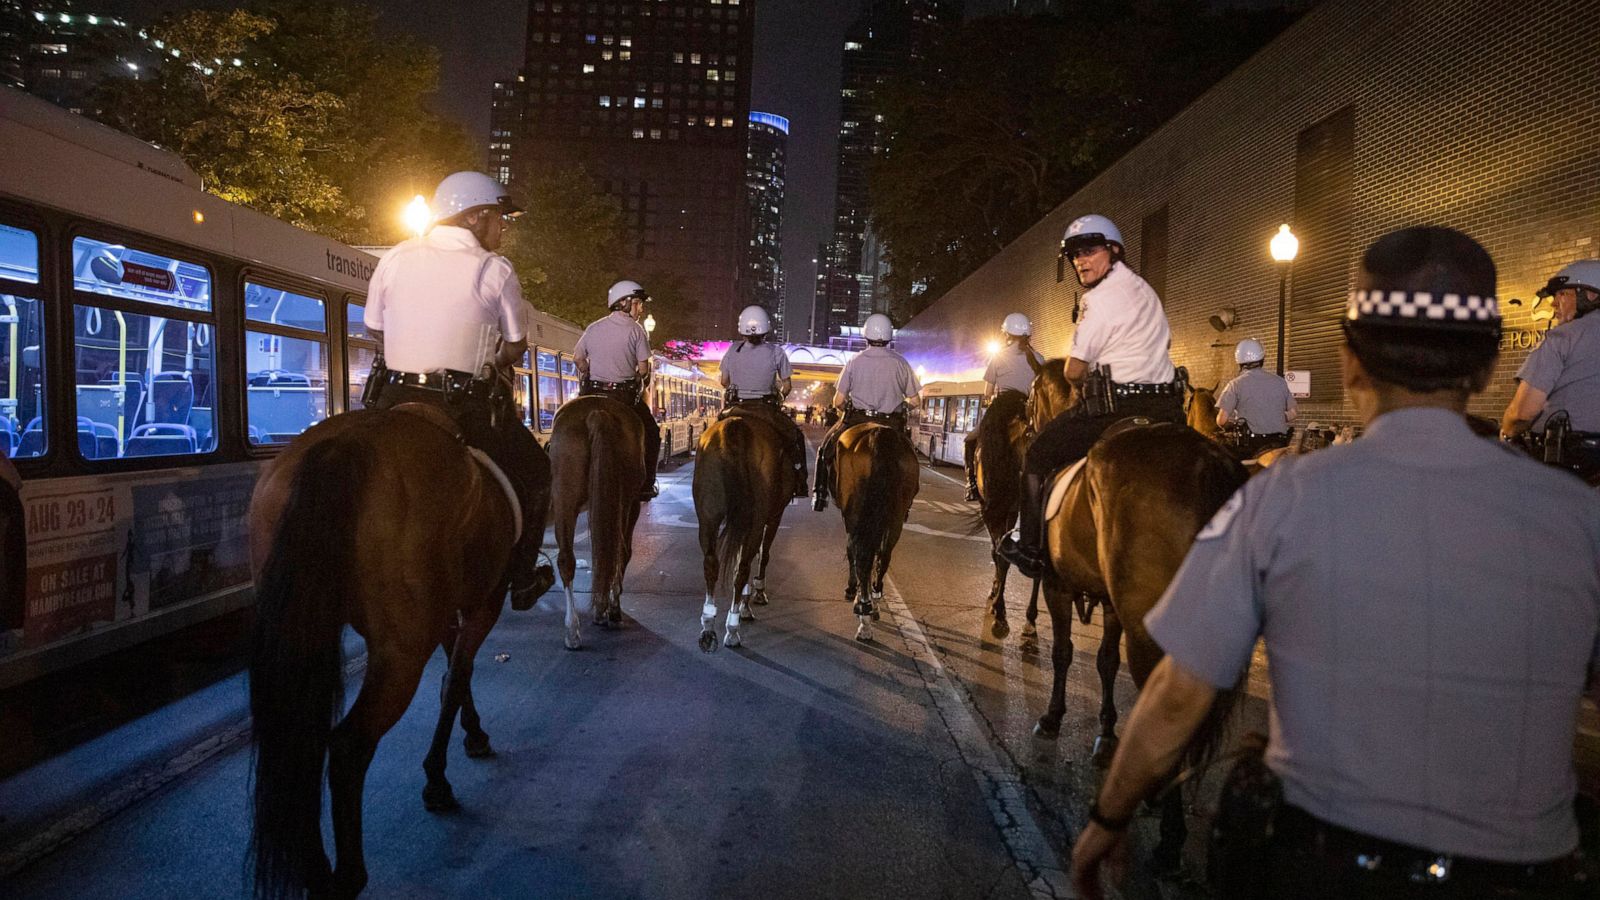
[
  {"x1": 513, "y1": 350, "x2": 534, "y2": 429},
  {"x1": 2, "y1": 294, "x2": 45, "y2": 459},
  {"x1": 0, "y1": 223, "x2": 40, "y2": 284},
  {"x1": 72, "y1": 306, "x2": 218, "y2": 458},
  {"x1": 245, "y1": 283, "x2": 329, "y2": 444},
  {"x1": 72, "y1": 236, "x2": 211, "y2": 312},
  {"x1": 345, "y1": 299, "x2": 377, "y2": 410},
  {"x1": 560, "y1": 354, "x2": 579, "y2": 403},
  {"x1": 536, "y1": 349, "x2": 561, "y2": 430}
]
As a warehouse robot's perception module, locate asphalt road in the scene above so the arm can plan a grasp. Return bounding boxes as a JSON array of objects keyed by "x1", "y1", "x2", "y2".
[{"x1": 4, "y1": 425, "x2": 1598, "y2": 899}]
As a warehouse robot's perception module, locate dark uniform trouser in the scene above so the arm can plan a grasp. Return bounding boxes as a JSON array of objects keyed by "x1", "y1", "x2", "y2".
[
  {"x1": 814, "y1": 408, "x2": 908, "y2": 500},
  {"x1": 720, "y1": 400, "x2": 808, "y2": 490},
  {"x1": 1245, "y1": 805, "x2": 1592, "y2": 899},
  {"x1": 964, "y1": 390, "x2": 1029, "y2": 486},
  {"x1": 580, "y1": 386, "x2": 661, "y2": 485},
  {"x1": 373, "y1": 383, "x2": 548, "y2": 578}
]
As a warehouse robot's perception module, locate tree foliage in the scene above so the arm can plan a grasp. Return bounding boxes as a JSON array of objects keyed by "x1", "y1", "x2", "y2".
[
  {"x1": 498, "y1": 165, "x2": 627, "y2": 330},
  {"x1": 95, "y1": 1, "x2": 473, "y2": 245},
  {"x1": 871, "y1": 2, "x2": 1298, "y2": 317}
]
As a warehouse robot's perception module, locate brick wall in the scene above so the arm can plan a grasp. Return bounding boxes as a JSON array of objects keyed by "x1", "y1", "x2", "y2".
[{"x1": 898, "y1": 0, "x2": 1600, "y2": 426}]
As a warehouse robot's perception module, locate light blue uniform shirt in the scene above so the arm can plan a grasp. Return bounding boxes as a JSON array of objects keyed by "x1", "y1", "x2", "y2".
[
  {"x1": 983, "y1": 343, "x2": 1045, "y2": 395},
  {"x1": 836, "y1": 346, "x2": 920, "y2": 414},
  {"x1": 1516, "y1": 312, "x2": 1600, "y2": 432},
  {"x1": 1218, "y1": 367, "x2": 1296, "y2": 434},
  {"x1": 1146, "y1": 408, "x2": 1600, "y2": 863},
  {"x1": 721, "y1": 340, "x2": 791, "y2": 396},
  {"x1": 575, "y1": 311, "x2": 650, "y2": 383}
]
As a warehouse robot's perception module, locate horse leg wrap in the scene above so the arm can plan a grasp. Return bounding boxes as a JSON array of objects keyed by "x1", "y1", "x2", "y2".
[{"x1": 852, "y1": 599, "x2": 873, "y2": 617}]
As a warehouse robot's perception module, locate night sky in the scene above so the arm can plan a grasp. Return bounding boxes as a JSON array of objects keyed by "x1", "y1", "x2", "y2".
[{"x1": 95, "y1": 0, "x2": 1015, "y2": 320}]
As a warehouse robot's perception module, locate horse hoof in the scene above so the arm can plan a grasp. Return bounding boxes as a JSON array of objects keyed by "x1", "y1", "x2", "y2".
[
  {"x1": 991, "y1": 618, "x2": 1011, "y2": 640},
  {"x1": 751, "y1": 590, "x2": 770, "y2": 606},
  {"x1": 699, "y1": 630, "x2": 718, "y2": 653},
  {"x1": 1032, "y1": 718, "x2": 1061, "y2": 740},
  {"x1": 724, "y1": 629, "x2": 741, "y2": 648},
  {"x1": 855, "y1": 619, "x2": 873, "y2": 642},
  {"x1": 1091, "y1": 736, "x2": 1120, "y2": 768},
  {"x1": 565, "y1": 630, "x2": 582, "y2": 651},
  {"x1": 1022, "y1": 622, "x2": 1038, "y2": 638},
  {"x1": 608, "y1": 608, "x2": 622, "y2": 625},
  {"x1": 422, "y1": 782, "x2": 459, "y2": 813},
  {"x1": 737, "y1": 603, "x2": 754, "y2": 620},
  {"x1": 463, "y1": 734, "x2": 495, "y2": 759}
]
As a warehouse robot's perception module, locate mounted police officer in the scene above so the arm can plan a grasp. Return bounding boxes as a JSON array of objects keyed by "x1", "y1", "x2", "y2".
[
  {"x1": 1501, "y1": 259, "x2": 1600, "y2": 480},
  {"x1": 574, "y1": 280, "x2": 661, "y2": 501},
  {"x1": 812, "y1": 313, "x2": 920, "y2": 511},
  {"x1": 1071, "y1": 227, "x2": 1600, "y2": 900},
  {"x1": 1216, "y1": 337, "x2": 1297, "y2": 458},
  {"x1": 362, "y1": 170, "x2": 554, "y2": 608},
  {"x1": 999, "y1": 214, "x2": 1184, "y2": 577},
  {"x1": 719, "y1": 305, "x2": 809, "y2": 498},
  {"x1": 964, "y1": 312, "x2": 1044, "y2": 501}
]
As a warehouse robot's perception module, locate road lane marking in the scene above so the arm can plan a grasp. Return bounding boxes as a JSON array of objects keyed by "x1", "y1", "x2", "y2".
[
  {"x1": 903, "y1": 523, "x2": 990, "y2": 544},
  {"x1": 880, "y1": 575, "x2": 1074, "y2": 899}
]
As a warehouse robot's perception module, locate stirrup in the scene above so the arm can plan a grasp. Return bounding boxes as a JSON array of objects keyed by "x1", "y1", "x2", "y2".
[
  {"x1": 964, "y1": 482, "x2": 980, "y2": 502},
  {"x1": 812, "y1": 491, "x2": 828, "y2": 512},
  {"x1": 510, "y1": 563, "x2": 555, "y2": 611},
  {"x1": 639, "y1": 481, "x2": 659, "y2": 502},
  {"x1": 998, "y1": 535, "x2": 1045, "y2": 579}
]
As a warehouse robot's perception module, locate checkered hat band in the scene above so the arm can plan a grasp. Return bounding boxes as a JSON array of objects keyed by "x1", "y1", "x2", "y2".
[{"x1": 1346, "y1": 289, "x2": 1500, "y2": 323}]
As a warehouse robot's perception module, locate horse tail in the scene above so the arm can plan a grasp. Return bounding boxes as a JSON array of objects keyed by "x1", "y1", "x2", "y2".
[
  {"x1": 976, "y1": 404, "x2": 1022, "y2": 536},
  {"x1": 586, "y1": 410, "x2": 630, "y2": 605},
  {"x1": 248, "y1": 438, "x2": 360, "y2": 899},
  {"x1": 713, "y1": 420, "x2": 758, "y2": 594},
  {"x1": 848, "y1": 428, "x2": 898, "y2": 569}
]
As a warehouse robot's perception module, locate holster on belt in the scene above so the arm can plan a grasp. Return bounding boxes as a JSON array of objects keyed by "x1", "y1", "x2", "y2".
[
  {"x1": 1208, "y1": 732, "x2": 1281, "y2": 899},
  {"x1": 1077, "y1": 366, "x2": 1116, "y2": 418},
  {"x1": 362, "y1": 357, "x2": 390, "y2": 408}
]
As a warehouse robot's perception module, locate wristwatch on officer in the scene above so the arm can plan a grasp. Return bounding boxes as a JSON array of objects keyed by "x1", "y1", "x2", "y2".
[{"x1": 1088, "y1": 798, "x2": 1131, "y2": 833}]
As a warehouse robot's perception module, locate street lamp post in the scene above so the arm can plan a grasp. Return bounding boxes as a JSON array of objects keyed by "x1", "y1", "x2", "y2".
[{"x1": 1269, "y1": 224, "x2": 1299, "y2": 376}]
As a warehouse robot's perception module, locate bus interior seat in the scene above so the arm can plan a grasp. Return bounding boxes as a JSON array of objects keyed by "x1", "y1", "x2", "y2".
[
  {"x1": 0, "y1": 418, "x2": 15, "y2": 457},
  {"x1": 125, "y1": 422, "x2": 197, "y2": 457},
  {"x1": 248, "y1": 424, "x2": 266, "y2": 444},
  {"x1": 16, "y1": 416, "x2": 44, "y2": 457},
  {"x1": 93, "y1": 422, "x2": 119, "y2": 459},
  {"x1": 76, "y1": 416, "x2": 99, "y2": 459},
  {"x1": 99, "y1": 377, "x2": 147, "y2": 430},
  {"x1": 248, "y1": 374, "x2": 318, "y2": 441},
  {"x1": 150, "y1": 372, "x2": 194, "y2": 425},
  {"x1": 188, "y1": 406, "x2": 215, "y2": 450},
  {"x1": 249, "y1": 371, "x2": 311, "y2": 387}
]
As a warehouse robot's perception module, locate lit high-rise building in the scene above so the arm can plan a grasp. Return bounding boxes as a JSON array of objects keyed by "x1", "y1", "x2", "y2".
[{"x1": 744, "y1": 110, "x2": 786, "y2": 340}]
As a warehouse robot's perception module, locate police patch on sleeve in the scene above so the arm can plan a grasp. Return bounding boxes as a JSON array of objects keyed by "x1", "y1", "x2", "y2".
[{"x1": 1195, "y1": 491, "x2": 1244, "y2": 541}]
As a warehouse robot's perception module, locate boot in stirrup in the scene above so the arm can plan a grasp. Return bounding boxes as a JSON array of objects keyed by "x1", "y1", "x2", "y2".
[{"x1": 998, "y1": 473, "x2": 1048, "y2": 579}]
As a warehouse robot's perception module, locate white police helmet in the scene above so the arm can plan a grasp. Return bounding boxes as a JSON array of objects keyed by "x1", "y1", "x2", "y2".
[
  {"x1": 738, "y1": 305, "x2": 772, "y2": 336},
  {"x1": 1234, "y1": 338, "x2": 1266, "y2": 365},
  {"x1": 862, "y1": 313, "x2": 894, "y2": 343},
  {"x1": 607, "y1": 279, "x2": 649, "y2": 309},
  {"x1": 431, "y1": 171, "x2": 522, "y2": 222},
  {"x1": 1061, "y1": 214, "x2": 1123, "y2": 255},
  {"x1": 1001, "y1": 312, "x2": 1032, "y2": 337},
  {"x1": 1539, "y1": 260, "x2": 1600, "y2": 298}
]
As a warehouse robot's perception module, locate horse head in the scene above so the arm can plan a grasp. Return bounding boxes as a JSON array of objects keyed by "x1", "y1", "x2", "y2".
[
  {"x1": 1027, "y1": 359, "x2": 1075, "y2": 433},
  {"x1": 1186, "y1": 386, "x2": 1221, "y2": 439}
]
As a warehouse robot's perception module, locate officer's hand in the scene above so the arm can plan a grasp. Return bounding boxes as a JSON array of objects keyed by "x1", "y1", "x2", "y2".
[{"x1": 1070, "y1": 821, "x2": 1129, "y2": 900}]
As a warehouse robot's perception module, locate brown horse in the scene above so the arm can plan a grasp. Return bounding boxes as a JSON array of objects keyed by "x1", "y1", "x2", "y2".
[
  {"x1": 831, "y1": 421, "x2": 919, "y2": 641},
  {"x1": 549, "y1": 395, "x2": 645, "y2": 650},
  {"x1": 1027, "y1": 360, "x2": 1247, "y2": 869},
  {"x1": 1185, "y1": 384, "x2": 1222, "y2": 441},
  {"x1": 692, "y1": 413, "x2": 792, "y2": 651},
  {"x1": 247, "y1": 406, "x2": 543, "y2": 899},
  {"x1": 971, "y1": 397, "x2": 1032, "y2": 638}
]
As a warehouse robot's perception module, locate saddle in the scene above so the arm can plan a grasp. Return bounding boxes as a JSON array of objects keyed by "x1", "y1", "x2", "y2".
[
  {"x1": 391, "y1": 402, "x2": 523, "y2": 541},
  {"x1": 1043, "y1": 416, "x2": 1152, "y2": 520}
]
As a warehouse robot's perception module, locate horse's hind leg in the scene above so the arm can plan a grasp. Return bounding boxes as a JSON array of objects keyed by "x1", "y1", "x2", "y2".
[
  {"x1": 988, "y1": 548, "x2": 1011, "y2": 639},
  {"x1": 751, "y1": 518, "x2": 780, "y2": 605},
  {"x1": 554, "y1": 501, "x2": 582, "y2": 650},
  {"x1": 423, "y1": 605, "x2": 495, "y2": 813},
  {"x1": 1033, "y1": 580, "x2": 1074, "y2": 739},
  {"x1": 327, "y1": 648, "x2": 429, "y2": 899},
  {"x1": 1091, "y1": 605, "x2": 1124, "y2": 768},
  {"x1": 698, "y1": 517, "x2": 720, "y2": 653}
]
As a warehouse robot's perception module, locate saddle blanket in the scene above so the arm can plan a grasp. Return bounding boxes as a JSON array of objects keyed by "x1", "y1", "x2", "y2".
[
  {"x1": 466, "y1": 447, "x2": 522, "y2": 542},
  {"x1": 1045, "y1": 457, "x2": 1088, "y2": 521}
]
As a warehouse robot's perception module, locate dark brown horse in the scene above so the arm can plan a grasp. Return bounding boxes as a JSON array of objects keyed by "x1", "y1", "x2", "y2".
[
  {"x1": 1027, "y1": 360, "x2": 1247, "y2": 869},
  {"x1": 692, "y1": 413, "x2": 791, "y2": 650},
  {"x1": 549, "y1": 395, "x2": 645, "y2": 650},
  {"x1": 248, "y1": 406, "x2": 543, "y2": 899},
  {"x1": 972, "y1": 398, "x2": 1032, "y2": 638},
  {"x1": 831, "y1": 421, "x2": 919, "y2": 641}
]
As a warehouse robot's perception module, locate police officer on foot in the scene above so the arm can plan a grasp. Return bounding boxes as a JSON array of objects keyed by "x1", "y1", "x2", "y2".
[
  {"x1": 999, "y1": 214, "x2": 1183, "y2": 577},
  {"x1": 1216, "y1": 337, "x2": 1297, "y2": 458},
  {"x1": 575, "y1": 280, "x2": 662, "y2": 500},
  {"x1": 1501, "y1": 260, "x2": 1600, "y2": 480},
  {"x1": 363, "y1": 170, "x2": 555, "y2": 609},
  {"x1": 1071, "y1": 226, "x2": 1600, "y2": 900},
  {"x1": 720, "y1": 305, "x2": 809, "y2": 498},
  {"x1": 964, "y1": 313, "x2": 1044, "y2": 501},
  {"x1": 812, "y1": 313, "x2": 921, "y2": 511}
]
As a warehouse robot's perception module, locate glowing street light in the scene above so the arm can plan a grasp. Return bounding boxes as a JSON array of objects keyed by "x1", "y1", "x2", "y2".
[
  {"x1": 985, "y1": 339, "x2": 1001, "y2": 357},
  {"x1": 643, "y1": 313, "x2": 656, "y2": 334},
  {"x1": 1269, "y1": 224, "x2": 1299, "y2": 375},
  {"x1": 403, "y1": 194, "x2": 431, "y2": 237}
]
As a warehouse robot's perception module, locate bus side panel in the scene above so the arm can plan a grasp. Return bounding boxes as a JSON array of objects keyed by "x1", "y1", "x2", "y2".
[{"x1": 1, "y1": 461, "x2": 261, "y2": 687}]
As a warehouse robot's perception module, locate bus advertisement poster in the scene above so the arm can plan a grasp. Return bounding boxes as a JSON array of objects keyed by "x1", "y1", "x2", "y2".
[{"x1": 4, "y1": 463, "x2": 259, "y2": 657}]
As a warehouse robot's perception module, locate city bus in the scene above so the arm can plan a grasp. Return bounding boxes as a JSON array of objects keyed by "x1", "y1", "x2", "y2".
[
  {"x1": 913, "y1": 379, "x2": 986, "y2": 467},
  {"x1": 0, "y1": 87, "x2": 382, "y2": 688}
]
